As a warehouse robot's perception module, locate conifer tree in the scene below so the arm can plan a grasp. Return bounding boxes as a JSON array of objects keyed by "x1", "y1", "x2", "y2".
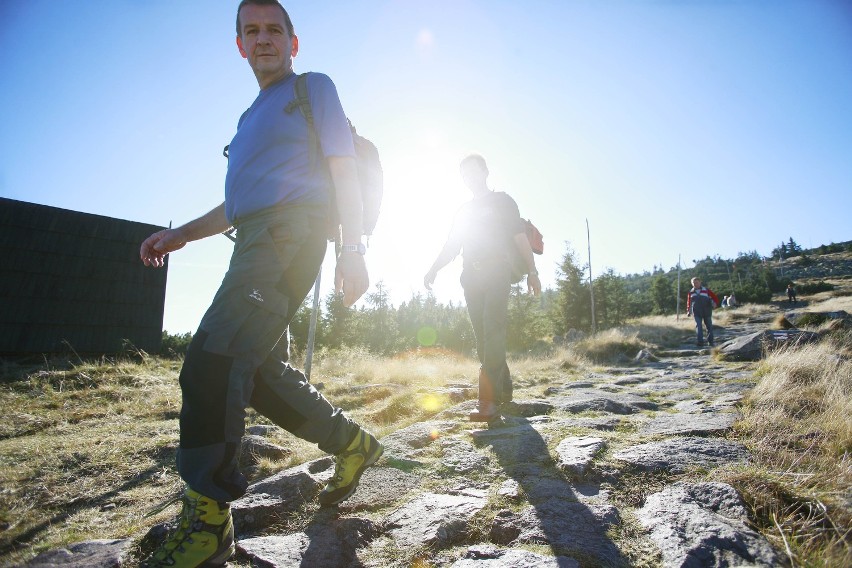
[
  {"x1": 651, "y1": 274, "x2": 676, "y2": 315},
  {"x1": 552, "y1": 243, "x2": 590, "y2": 333}
]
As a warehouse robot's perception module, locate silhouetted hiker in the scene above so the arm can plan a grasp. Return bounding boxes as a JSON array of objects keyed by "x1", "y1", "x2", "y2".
[
  {"x1": 686, "y1": 277, "x2": 719, "y2": 347},
  {"x1": 787, "y1": 284, "x2": 797, "y2": 304},
  {"x1": 138, "y1": 1, "x2": 382, "y2": 566},
  {"x1": 424, "y1": 154, "x2": 541, "y2": 423}
]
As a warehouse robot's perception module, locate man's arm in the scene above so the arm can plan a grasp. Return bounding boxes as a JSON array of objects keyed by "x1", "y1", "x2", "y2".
[
  {"x1": 424, "y1": 239, "x2": 462, "y2": 291},
  {"x1": 513, "y1": 232, "x2": 541, "y2": 295},
  {"x1": 140, "y1": 202, "x2": 230, "y2": 268},
  {"x1": 707, "y1": 288, "x2": 720, "y2": 307},
  {"x1": 328, "y1": 155, "x2": 369, "y2": 307}
]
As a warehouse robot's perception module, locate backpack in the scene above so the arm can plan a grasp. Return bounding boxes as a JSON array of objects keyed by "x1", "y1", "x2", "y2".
[
  {"x1": 525, "y1": 219, "x2": 544, "y2": 255},
  {"x1": 509, "y1": 218, "x2": 544, "y2": 283},
  {"x1": 285, "y1": 73, "x2": 383, "y2": 244}
]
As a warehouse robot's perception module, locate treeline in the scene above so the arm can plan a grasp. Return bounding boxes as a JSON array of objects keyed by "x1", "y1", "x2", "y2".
[{"x1": 161, "y1": 237, "x2": 851, "y2": 357}]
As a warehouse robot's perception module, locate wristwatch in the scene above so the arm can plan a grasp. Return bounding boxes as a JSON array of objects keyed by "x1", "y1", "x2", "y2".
[
  {"x1": 528, "y1": 269, "x2": 539, "y2": 277},
  {"x1": 340, "y1": 243, "x2": 366, "y2": 255}
]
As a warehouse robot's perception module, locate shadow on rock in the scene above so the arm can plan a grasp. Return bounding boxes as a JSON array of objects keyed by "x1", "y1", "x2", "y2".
[{"x1": 472, "y1": 417, "x2": 628, "y2": 567}]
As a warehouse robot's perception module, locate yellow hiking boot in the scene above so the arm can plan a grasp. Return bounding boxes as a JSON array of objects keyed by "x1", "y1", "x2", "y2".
[
  {"x1": 318, "y1": 428, "x2": 383, "y2": 506},
  {"x1": 142, "y1": 487, "x2": 235, "y2": 568}
]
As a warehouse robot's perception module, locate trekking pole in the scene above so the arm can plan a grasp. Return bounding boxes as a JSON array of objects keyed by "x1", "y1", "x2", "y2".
[
  {"x1": 676, "y1": 254, "x2": 681, "y2": 321},
  {"x1": 305, "y1": 268, "x2": 322, "y2": 381}
]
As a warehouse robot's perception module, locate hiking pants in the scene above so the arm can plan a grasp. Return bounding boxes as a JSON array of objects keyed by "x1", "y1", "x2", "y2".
[
  {"x1": 461, "y1": 259, "x2": 512, "y2": 404},
  {"x1": 693, "y1": 310, "x2": 714, "y2": 345},
  {"x1": 177, "y1": 203, "x2": 357, "y2": 502}
]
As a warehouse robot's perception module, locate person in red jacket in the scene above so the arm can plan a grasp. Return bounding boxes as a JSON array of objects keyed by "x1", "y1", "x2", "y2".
[{"x1": 686, "y1": 277, "x2": 720, "y2": 346}]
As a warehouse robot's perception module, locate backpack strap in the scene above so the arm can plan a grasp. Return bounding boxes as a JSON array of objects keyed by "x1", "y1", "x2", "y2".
[
  {"x1": 285, "y1": 73, "x2": 314, "y2": 126},
  {"x1": 284, "y1": 73, "x2": 321, "y2": 176}
]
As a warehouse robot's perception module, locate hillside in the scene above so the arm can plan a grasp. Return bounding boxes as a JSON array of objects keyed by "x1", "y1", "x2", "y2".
[{"x1": 1, "y1": 255, "x2": 851, "y2": 567}]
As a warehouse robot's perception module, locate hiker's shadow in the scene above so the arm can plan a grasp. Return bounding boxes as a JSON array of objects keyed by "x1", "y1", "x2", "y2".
[
  {"x1": 297, "y1": 507, "x2": 381, "y2": 568},
  {"x1": 472, "y1": 416, "x2": 627, "y2": 567}
]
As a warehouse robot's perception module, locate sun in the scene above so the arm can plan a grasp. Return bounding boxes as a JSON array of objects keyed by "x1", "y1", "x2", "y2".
[{"x1": 361, "y1": 123, "x2": 470, "y2": 304}]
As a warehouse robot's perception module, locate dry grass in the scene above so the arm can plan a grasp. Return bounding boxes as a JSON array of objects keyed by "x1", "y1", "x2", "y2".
[
  {"x1": 3, "y1": 307, "x2": 851, "y2": 566},
  {"x1": 725, "y1": 331, "x2": 852, "y2": 566},
  {"x1": 618, "y1": 314, "x2": 694, "y2": 346},
  {"x1": 714, "y1": 303, "x2": 779, "y2": 326},
  {"x1": 0, "y1": 348, "x2": 482, "y2": 566},
  {"x1": 0, "y1": 356, "x2": 185, "y2": 566},
  {"x1": 573, "y1": 328, "x2": 649, "y2": 364},
  {"x1": 805, "y1": 293, "x2": 852, "y2": 314},
  {"x1": 309, "y1": 346, "x2": 480, "y2": 438},
  {"x1": 306, "y1": 346, "x2": 477, "y2": 386}
]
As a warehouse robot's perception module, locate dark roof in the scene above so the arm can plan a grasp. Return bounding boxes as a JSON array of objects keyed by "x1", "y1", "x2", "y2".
[{"x1": 0, "y1": 198, "x2": 168, "y2": 355}]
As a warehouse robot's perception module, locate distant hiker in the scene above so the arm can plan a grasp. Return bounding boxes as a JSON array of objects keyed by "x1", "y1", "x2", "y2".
[
  {"x1": 138, "y1": 2, "x2": 382, "y2": 566},
  {"x1": 787, "y1": 284, "x2": 797, "y2": 304},
  {"x1": 728, "y1": 292, "x2": 737, "y2": 307},
  {"x1": 721, "y1": 296, "x2": 729, "y2": 308},
  {"x1": 424, "y1": 154, "x2": 541, "y2": 423},
  {"x1": 686, "y1": 277, "x2": 719, "y2": 347}
]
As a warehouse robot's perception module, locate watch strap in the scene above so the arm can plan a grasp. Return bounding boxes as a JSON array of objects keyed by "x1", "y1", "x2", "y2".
[{"x1": 340, "y1": 243, "x2": 366, "y2": 255}]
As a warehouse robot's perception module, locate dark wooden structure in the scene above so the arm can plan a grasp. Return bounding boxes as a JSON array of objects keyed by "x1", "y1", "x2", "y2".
[{"x1": 0, "y1": 198, "x2": 168, "y2": 355}]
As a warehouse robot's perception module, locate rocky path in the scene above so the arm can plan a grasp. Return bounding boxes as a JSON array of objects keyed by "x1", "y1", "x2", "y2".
[{"x1": 24, "y1": 315, "x2": 790, "y2": 568}]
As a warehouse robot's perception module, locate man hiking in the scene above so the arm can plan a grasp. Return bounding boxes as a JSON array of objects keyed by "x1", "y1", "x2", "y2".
[
  {"x1": 424, "y1": 154, "x2": 541, "y2": 423},
  {"x1": 686, "y1": 276, "x2": 720, "y2": 347},
  {"x1": 138, "y1": 1, "x2": 382, "y2": 565}
]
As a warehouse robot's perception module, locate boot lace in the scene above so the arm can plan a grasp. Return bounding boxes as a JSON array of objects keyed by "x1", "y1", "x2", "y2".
[
  {"x1": 146, "y1": 492, "x2": 205, "y2": 566},
  {"x1": 330, "y1": 438, "x2": 363, "y2": 485}
]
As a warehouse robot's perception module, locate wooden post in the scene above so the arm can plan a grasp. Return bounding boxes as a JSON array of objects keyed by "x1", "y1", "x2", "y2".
[{"x1": 587, "y1": 218, "x2": 596, "y2": 334}]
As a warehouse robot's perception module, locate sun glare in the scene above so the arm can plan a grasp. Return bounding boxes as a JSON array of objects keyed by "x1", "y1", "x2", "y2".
[
  {"x1": 369, "y1": 140, "x2": 467, "y2": 301},
  {"x1": 420, "y1": 394, "x2": 443, "y2": 412},
  {"x1": 416, "y1": 28, "x2": 434, "y2": 49}
]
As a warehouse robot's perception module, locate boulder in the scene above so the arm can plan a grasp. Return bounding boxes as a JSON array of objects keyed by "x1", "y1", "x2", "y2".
[
  {"x1": 20, "y1": 539, "x2": 131, "y2": 568},
  {"x1": 638, "y1": 482, "x2": 787, "y2": 567},
  {"x1": 452, "y1": 544, "x2": 580, "y2": 567},
  {"x1": 387, "y1": 492, "x2": 488, "y2": 548},
  {"x1": 555, "y1": 436, "x2": 606, "y2": 476},
  {"x1": 237, "y1": 517, "x2": 382, "y2": 568},
  {"x1": 240, "y1": 434, "x2": 291, "y2": 466},
  {"x1": 614, "y1": 437, "x2": 750, "y2": 473},
  {"x1": 639, "y1": 411, "x2": 739, "y2": 436},
  {"x1": 717, "y1": 329, "x2": 821, "y2": 361}
]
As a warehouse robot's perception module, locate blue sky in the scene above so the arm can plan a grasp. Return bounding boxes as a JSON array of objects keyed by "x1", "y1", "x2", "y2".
[{"x1": 2, "y1": 1, "x2": 851, "y2": 333}]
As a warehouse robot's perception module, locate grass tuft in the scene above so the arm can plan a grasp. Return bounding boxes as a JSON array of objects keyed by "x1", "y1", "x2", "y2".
[
  {"x1": 573, "y1": 329, "x2": 649, "y2": 364},
  {"x1": 726, "y1": 331, "x2": 852, "y2": 566}
]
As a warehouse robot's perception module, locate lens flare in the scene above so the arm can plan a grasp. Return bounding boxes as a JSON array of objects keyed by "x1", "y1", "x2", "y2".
[
  {"x1": 417, "y1": 326, "x2": 438, "y2": 347},
  {"x1": 420, "y1": 394, "x2": 442, "y2": 412}
]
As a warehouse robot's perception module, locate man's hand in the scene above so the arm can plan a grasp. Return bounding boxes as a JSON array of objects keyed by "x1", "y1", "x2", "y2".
[
  {"x1": 139, "y1": 203, "x2": 228, "y2": 268},
  {"x1": 140, "y1": 229, "x2": 188, "y2": 268},
  {"x1": 335, "y1": 252, "x2": 369, "y2": 307},
  {"x1": 424, "y1": 268, "x2": 438, "y2": 291},
  {"x1": 527, "y1": 273, "x2": 541, "y2": 295}
]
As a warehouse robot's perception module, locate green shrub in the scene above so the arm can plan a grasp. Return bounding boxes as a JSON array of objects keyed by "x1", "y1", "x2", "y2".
[
  {"x1": 796, "y1": 281, "x2": 835, "y2": 294},
  {"x1": 795, "y1": 313, "x2": 828, "y2": 327},
  {"x1": 737, "y1": 281, "x2": 773, "y2": 303},
  {"x1": 796, "y1": 253, "x2": 815, "y2": 267},
  {"x1": 160, "y1": 331, "x2": 192, "y2": 358}
]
